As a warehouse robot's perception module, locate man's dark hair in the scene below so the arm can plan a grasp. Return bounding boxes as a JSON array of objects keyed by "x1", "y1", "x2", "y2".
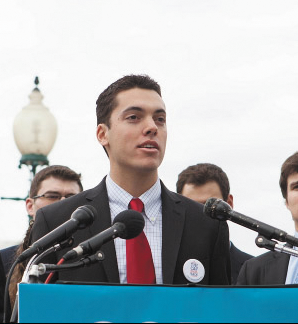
[
  {"x1": 29, "y1": 165, "x2": 83, "y2": 198},
  {"x1": 280, "y1": 152, "x2": 298, "y2": 200},
  {"x1": 176, "y1": 163, "x2": 230, "y2": 202},
  {"x1": 96, "y1": 74, "x2": 162, "y2": 128}
]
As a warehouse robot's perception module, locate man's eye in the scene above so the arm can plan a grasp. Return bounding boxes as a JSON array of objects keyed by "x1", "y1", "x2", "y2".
[
  {"x1": 127, "y1": 115, "x2": 139, "y2": 121},
  {"x1": 45, "y1": 195, "x2": 61, "y2": 200},
  {"x1": 156, "y1": 117, "x2": 166, "y2": 124}
]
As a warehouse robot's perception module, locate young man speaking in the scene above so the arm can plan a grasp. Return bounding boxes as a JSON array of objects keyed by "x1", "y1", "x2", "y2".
[{"x1": 30, "y1": 75, "x2": 231, "y2": 285}]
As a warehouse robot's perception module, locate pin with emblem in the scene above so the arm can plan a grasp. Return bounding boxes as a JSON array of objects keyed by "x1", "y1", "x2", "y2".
[{"x1": 183, "y1": 259, "x2": 205, "y2": 283}]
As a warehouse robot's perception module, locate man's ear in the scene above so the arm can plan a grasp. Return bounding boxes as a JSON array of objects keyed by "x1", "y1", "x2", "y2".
[
  {"x1": 26, "y1": 198, "x2": 35, "y2": 218},
  {"x1": 96, "y1": 124, "x2": 109, "y2": 147},
  {"x1": 227, "y1": 194, "x2": 234, "y2": 209}
]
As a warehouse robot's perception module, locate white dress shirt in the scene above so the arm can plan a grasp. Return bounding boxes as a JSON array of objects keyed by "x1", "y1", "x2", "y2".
[
  {"x1": 285, "y1": 231, "x2": 298, "y2": 285},
  {"x1": 106, "y1": 174, "x2": 163, "y2": 284}
]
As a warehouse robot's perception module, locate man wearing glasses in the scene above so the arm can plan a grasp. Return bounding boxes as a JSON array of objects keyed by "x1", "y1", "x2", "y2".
[
  {"x1": 26, "y1": 166, "x2": 83, "y2": 221},
  {"x1": 0, "y1": 165, "x2": 83, "y2": 311}
]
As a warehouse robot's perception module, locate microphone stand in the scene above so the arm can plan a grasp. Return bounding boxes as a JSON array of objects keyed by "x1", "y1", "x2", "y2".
[
  {"x1": 10, "y1": 238, "x2": 74, "y2": 323},
  {"x1": 4, "y1": 254, "x2": 38, "y2": 324},
  {"x1": 37, "y1": 251, "x2": 105, "y2": 276},
  {"x1": 9, "y1": 251, "x2": 105, "y2": 323},
  {"x1": 256, "y1": 235, "x2": 298, "y2": 258}
]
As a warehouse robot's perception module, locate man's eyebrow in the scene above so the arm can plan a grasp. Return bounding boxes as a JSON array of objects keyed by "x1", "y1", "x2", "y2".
[
  {"x1": 122, "y1": 107, "x2": 144, "y2": 114},
  {"x1": 290, "y1": 181, "x2": 298, "y2": 188},
  {"x1": 42, "y1": 191, "x2": 61, "y2": 195},
  {"x1": 122, "y1": 107, "x2": 166, "y2": 114},
  {"x1": 155, "y1": 109, "x2": 167, "y2": 115}
]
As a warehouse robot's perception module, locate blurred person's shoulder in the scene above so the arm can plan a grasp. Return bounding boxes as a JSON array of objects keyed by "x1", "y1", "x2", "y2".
[{"x1": 0, "y1": 245, "x2": 18, "y2": 276}]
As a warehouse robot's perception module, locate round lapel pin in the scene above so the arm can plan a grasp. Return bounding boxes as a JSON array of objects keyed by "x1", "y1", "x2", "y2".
[{"x1": 183, "y1": 259, "x2": 205, "y2": 283}]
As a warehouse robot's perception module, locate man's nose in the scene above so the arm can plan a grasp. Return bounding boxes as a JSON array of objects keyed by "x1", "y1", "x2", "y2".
[{"x1": 143, "y1": 118, "x2": 158, "y2": 136}]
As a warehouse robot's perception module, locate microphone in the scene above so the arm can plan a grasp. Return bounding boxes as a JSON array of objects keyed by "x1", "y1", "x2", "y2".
[
  {"x1": 17, "y1": 205, "x2": 97, "y2": 263},
  {"x1": 256, "y1": 235, "x2": 298, "y2": 258},
  {"x1": 63, "y1": 210, "x2": 145, "y2": 261},
  {"x1": 204, "y1": 198, "x2": 298, "y2": 247}
]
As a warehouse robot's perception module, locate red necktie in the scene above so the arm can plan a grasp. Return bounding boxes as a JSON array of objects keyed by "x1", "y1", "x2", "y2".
[{"x1": 126, "y1": 198, "x2": 156, "y2": 284}]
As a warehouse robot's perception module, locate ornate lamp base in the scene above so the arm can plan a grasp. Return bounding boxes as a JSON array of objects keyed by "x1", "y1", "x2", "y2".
[{"x1": 19, "y1": 154, "x2": 49, "y2": 177}]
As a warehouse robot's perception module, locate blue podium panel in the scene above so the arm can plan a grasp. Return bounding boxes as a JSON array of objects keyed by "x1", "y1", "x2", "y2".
[{"x1": 19, "y1": 284, "x2": 298, "y2": 323}]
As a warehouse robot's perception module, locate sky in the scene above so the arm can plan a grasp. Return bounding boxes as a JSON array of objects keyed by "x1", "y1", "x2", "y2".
[{"x1": 0, "y1": 0, "x2": 298, "y2": 257}]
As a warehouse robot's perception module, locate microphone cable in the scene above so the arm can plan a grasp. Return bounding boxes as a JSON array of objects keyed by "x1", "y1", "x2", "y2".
[
  {"x1": 3, "y1": 259, "x2": 20, "y2": 323},
  {"x1": 45, "y1": 258, "x2": 65, "y2": 284}
]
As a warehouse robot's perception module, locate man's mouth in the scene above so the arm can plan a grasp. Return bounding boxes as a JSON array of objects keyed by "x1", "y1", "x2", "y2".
[
  {"x1": 138, "y1": 141, "x2": 159, "y2": 150},
  {"x1": 140, "y1": 145, "x2": 157, "y2": 149}
]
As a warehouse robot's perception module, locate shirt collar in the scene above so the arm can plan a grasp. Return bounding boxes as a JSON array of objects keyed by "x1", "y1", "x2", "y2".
[
  {"x1": 106, "y1": 174, "x2": 162, "y2": 224},
  {"x1": 139, "y1": 179, "x2": 162, "y2": 224},
  {"x1": 106, "y1": 174, "x2": 133, "y2": 213}
]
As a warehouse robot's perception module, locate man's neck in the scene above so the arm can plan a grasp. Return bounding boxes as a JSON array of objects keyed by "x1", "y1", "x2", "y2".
[{"x1": 110, "y1": 166, "x2": 159, "y2": 197}]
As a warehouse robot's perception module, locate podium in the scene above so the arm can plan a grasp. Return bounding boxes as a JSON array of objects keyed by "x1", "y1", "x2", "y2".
[{"x1": 19, "y1": 283, "x2": 298, "y2": 323}]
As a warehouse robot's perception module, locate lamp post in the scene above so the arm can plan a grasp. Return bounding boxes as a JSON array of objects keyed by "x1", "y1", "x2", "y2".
[{"x1": 1, "y1": 77, "x2": 58, "y2": 202}]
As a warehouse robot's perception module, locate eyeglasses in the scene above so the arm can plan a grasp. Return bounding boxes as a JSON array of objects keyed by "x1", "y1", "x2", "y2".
[{"x1": 32, "y1": 193, "x2": 76, "y2": 201}]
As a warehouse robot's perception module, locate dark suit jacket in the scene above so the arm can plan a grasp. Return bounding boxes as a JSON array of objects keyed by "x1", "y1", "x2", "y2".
[
  {"x1": 230, "y1": 242, "x2": 253, "y2": 285},
  {"x1": 0, "y1": 254, "x2": 6, "y2": 323},
  {"x1": 0, "y1": 245, "x2": 18, "y2": 276},
  {"x1": 237, "y1": 250, "x2": 290, "y2": 285},
  {"x1": 0, "y1": 246, "x2": 18, "y2": 323},
  {"x1": 31, "y1": 178, "x2": 231, "y2": 285}
]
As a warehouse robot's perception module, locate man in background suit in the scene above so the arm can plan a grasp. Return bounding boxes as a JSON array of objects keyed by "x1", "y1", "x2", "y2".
[
  {"x1": 0, "y1": 166, "x2": 83, "y2": 277},
  {"x1": 0, "y1": 165, "x2": 83, "y2": 311},
  {"x1": 176, "y1": 163, "x2": 253, "y2": 284},
  {"x1": 31, "y1": 75, "x2": 231, "y2": 286},
  {"x1": 237, "y1": 152, "x2": 298, "y2": 285}
]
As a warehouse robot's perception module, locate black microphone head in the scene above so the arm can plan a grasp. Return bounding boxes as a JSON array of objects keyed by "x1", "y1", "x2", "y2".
[
  {"x1": 203, "y1": 198, "x2": 232, "y2": 221},
  {"x1": 113, "y1": 210, "x2": 145, "y2": 240},
  {"x1": 71, "y1": 205, "x2": 97, "y2": 229}
]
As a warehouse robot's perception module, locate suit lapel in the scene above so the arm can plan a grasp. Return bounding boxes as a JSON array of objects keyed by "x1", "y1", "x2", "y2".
[
  {"x1": 86, "y1": 178, "x2": 120, "y2": 283},
  {"x1": 84, "y1": 180, "x2": 186, "y2": 284},
  {"x1": 265, "y1": 252, "x2": 290, "y2": 284},
  {"x1": 161, "y1": 183, "x2": 186, "y2": 284}
]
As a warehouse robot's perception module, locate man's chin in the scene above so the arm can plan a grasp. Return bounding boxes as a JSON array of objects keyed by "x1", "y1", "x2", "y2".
[
  {"x1": 137, "y1": 165, "x2": 159, "y2": 173},
  {"x1": 134, "y1": 160, "x2": 161, "y2": 173},
  {"x1": 116, "y1": 156, "x2": 163, "y2": 174}
]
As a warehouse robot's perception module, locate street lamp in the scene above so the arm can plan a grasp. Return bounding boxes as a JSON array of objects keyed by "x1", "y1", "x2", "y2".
[
  {"x1": 13, "y1": 77, "x2": 58, "y2": 178},
  {"x1": 1, "y1": 77, "x2": 58, "y2": 203}
]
